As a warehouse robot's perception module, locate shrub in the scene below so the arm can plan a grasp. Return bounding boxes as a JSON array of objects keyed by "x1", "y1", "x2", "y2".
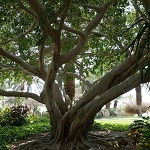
[
  {"x1": 0, "y1": 119, "x2": 50, "y2": 150},
  {"x1": 0, "y1": 105, "x2": 29, "y2": 126},
  {"x1": 108, "y1": 108, "x2": 118, "y2": 117},
  {"x1": 129, "y1": 116, "x2": 150, "y2": 130},
  {"x1": 128, "y1": 116, "x2": 150, "y2": 149},
  {"x1": 124, "y1": 101, "x2": 149, "y2": 115},
  {"x1": 91, "y1": 121, "x2": 129, "y2": 131},
  {"x1": 28, "y1": 111, "x2": 49, "y2": 123}
]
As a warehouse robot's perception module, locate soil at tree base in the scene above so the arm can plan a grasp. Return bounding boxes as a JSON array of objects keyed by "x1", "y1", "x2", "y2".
[{"x1": 9, "y1": 131, "x2": 138, "y2": 150}]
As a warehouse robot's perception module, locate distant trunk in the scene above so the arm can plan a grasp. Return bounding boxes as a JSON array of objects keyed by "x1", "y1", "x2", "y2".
[
  {"x1": 135, "y1": 85, "x2": 142, "y2": 116},
  {"x1": 114, "y1": 100, "x2": 117, "y2": 109},
  {"x1": 106, "y1": 102, "x2": 110, "y2": 109}
]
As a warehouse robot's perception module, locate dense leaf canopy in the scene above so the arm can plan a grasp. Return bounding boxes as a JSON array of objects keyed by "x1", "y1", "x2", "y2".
[{"x1": 0, "y1": 0, "x2": 134, "y2": 86}]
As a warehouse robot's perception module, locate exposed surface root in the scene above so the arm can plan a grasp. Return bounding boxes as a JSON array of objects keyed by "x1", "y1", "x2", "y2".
[
  {"x1": 9, "y1": 133, "x2": 57, "y2": 150},
  {"x1": 9, "y1": 131, "x2": 137, "y2": 150}
]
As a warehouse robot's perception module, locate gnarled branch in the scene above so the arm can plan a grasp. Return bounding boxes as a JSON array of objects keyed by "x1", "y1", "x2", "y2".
[
  {"x1": 0, "y1": 88, "x2": 43, "y2": 104},
  {"x1": 0, "y1": 47, "x2": 42, "y2": 79}
]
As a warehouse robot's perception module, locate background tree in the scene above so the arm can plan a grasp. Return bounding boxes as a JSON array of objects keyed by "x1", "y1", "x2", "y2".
[
  {"x1": 0, "y1": 0, "x2": 150, "y2": 149},
  {"x1": 135, "y1": 85, "x2": 142, "y2": 116}
]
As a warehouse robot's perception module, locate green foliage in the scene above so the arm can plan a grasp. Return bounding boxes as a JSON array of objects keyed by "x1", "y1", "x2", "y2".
[
  {"x1": 129, "y1": 116, "x2": 150, "y2": 130},
  {"x1": 0, "y1": 108, "x2": 12, "y2": 126},
  {"x1": 0, "y1": 106, "x2": 29, "y2": 127},
  {"x1": 128, "y1": 116, "x2": 150, "y2": 149},
  {"x1": 28, "y1": 112, "x2": 50, "y2": 123},
  {"x1": 121, "y1": 17, "x2": 150, "y2": 82},
  {"x1": 108, "y1": 108, "x2": 118, "y2": 117},
  {"x1": 91, "y1": 121, "x2": 129, "y2": 131},
  {"x1": 0, "y1": 0, "x2": 133, "y2": 83},
  {"x1": 0, "y1": 118, "x2": 50, "y2": 150}
]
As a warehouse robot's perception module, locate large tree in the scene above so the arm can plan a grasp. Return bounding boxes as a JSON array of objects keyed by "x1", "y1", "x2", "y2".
[{"x1": 0, "y1": 0, "x2": 150, "y2": 149}]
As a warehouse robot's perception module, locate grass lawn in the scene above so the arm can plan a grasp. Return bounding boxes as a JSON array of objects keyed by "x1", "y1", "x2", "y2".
[{"x1": 95, "y1": 116, "x2": 143, "y2": 125}]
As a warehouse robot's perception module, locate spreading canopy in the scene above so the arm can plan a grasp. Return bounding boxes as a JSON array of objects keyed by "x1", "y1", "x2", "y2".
[{"x1": 0, "y1": 0, "x2": 150, "y2": 149}]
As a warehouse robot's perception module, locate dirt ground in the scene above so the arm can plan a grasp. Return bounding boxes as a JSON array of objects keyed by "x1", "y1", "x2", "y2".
[{"x1": 9, "y1": 131, "x2": 138, "y2": 150}]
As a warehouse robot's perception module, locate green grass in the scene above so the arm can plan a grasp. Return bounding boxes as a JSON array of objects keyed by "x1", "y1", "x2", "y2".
[{"x1": 95, "y1": 116, "x2": 142, "y2": 125}]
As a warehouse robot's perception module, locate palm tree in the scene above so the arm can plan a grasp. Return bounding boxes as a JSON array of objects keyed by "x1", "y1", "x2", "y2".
[{"x1": 135, "y1": 85, "x2": 142, "y2": 116}]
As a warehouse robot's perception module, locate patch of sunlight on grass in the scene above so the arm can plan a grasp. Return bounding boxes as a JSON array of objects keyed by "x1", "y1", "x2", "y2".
[{"x1": 95, "y1": 117, "x2": 143, "y2": 125}]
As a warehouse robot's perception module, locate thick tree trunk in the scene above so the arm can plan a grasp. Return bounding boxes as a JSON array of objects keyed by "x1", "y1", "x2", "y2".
[{"x1": 45, "y1": 73, "x2": 145, "y2": 150}]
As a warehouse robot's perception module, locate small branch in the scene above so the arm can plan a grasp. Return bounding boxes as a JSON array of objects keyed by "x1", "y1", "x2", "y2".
[
  {"x1": 100, "y1": 23, "x2": 126, "y2": 51},
  {"x1": 59, "y1": 37, "x2": 87, "y2": 65},
  {"x1": 62, "y1": 24, "x2": 85, "y2": 38},
  {"x1": 38, "y1": 36, "x2": 47, "y2": 77},
  {"x1": 17, "y1": 0, "x2": 38, "y2": 19},
  {"x1": 0, "y1": 18, "x2": 37, "y2": 45},
  {"x1": 58, "y1": 0, "x2": 72, "y2": 32},
  {"x1": 79, "y1": 52, "x2": 113, "y2": 57},
  {"x1": 0, "y1": 88, "x2": 43, "y2": 104},
  {"x1": 39, "y1": 46, "x2": 46, "y2": 76},
  {"x1": 83, "y1": 4, "x2": 102, "y2": 12},
  {"x1": 131, "y1": 0, "x2": 144, "y2": 17},
  {"x1": 0, "y1": 47, "x2": 42, "y2": 78},
  {"x1": 91, "y1": 31, "x2": 107, "y2": 38},
  {"x1": 84, "y1": 2, "x2": 112, "y2": 35},
  {"x1": 44, "y1": 37, "x2": 78, "y2": 54},
  {"x1": 0, "y1": 66, "x2": 34, "y2": 75}
]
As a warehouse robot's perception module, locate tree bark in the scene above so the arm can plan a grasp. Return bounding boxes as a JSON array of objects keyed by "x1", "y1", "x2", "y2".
[
  {"x1": 114, "y1": 100, "x2": 117, "y2": 109},
  {"x1": 106, "y1": 102, "x2": 111, "y2": 110},
  {"x1": 135, "y1": 85, "x2": 142, "y2": 116}
]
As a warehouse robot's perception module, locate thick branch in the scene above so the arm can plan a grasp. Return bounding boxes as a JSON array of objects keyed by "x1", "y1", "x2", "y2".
[
  {"x1": 0, "y1": 66, "x2": 33, "y2": 75},
  {"x1": 0, "y1": 47, "x2": 42, "y2": 78},
  {"x1": 62, "y1": 53, "x2": 140, "y2": 123},
  {"x1": 59, "y1": 37, "x2": 87, "y2": 65},
  {"x1": 0, "y1": 88, "x2": 43, "y2": 104},
  {"x1": 84, "y1": 1, "x2": 112, "y2": 35},
  {"x1": 59, "y1": 2, "x2": 112, "y2": 65},
  {"x1": 38, "y1": 35, "x2": 47, "y2": 78},
  {"x1": 26, "y1": 0, "x2": 60, "y2": 44},
  {"x1": 53, "y1": 83, "x2": 68, "y2": 115},
  {"x1": 94, "y1": 73, "x2": 149, "y2": 109},
  {"x1": 62, "y1": 24, "x2": 85, "y2": 38},
  {"x1": 58, "y1": 0, "x2": 72, "y2": 32},
  {"x1": 141, "y1": 0, "x2": 150, "y2": 14},
  {"x1": 68, "y1": 73, "x2": 144, "y2": 137},
  {"x1": 43, "y1": 37, "x2": 78, "y2": 54}
]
